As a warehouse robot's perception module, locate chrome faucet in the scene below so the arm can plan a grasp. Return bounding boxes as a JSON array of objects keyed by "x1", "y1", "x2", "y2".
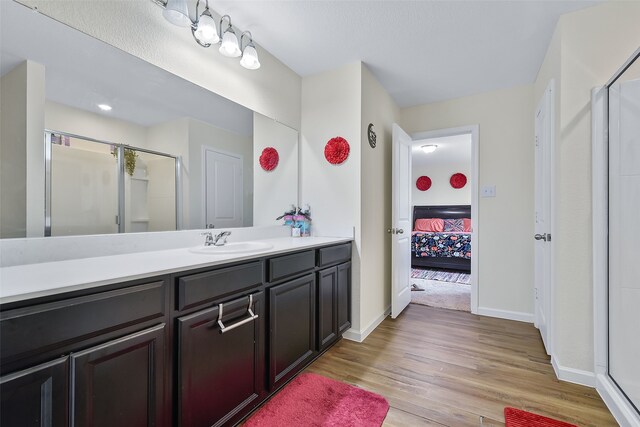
[
  {"x1": 201, "y1": 232, "x2": 215, "y2": 246},
  {"x1": 212, "y1": 231, "x2": 231, "y2": 246}
]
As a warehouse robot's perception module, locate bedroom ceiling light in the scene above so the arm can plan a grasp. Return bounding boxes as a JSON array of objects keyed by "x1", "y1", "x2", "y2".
[
  {"x1": 158, "y1": 0, "x2": 260, "y2": 70},
  {"x1": 421, "y1": 144, "x2": 438, "y2": 154},
  {"x1": 97, "y1": 104, "x2": 112, "y2": 111}
]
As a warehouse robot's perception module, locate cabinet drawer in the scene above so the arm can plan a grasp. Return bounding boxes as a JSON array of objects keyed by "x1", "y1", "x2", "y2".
[
  {"x1": 268, "y1": 250, "x2": 315, "y2": 282},
  {"x1": 1, "y1": 281, "x2": 165, "y2": 363},
  {"x1": 177, "y1": 261, "x2": 263, "y2": 310},
  {"x1": 317, "y1": 244, "x2": 351, "y2": 267}
]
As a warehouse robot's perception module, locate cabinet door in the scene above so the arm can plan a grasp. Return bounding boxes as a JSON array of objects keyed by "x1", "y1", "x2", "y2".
[
  {"x1": 178, "y1": 292, "x2": 265, "y2": 427},
  {"x1": 337, "y1": 262, "x2": 352, "y2": 334},
  {"x1": 0, "y1": 357, "x2": 68, "y2": 427},
  {"x1": 70, "y1": 324, "x2": 166, "y2": 427},
  {"x1": 317, "y1": 267, "x2": 338, "y2": 351},
  {"x1": 268, "y1": 274, "x2": 316, "y2": 390}
]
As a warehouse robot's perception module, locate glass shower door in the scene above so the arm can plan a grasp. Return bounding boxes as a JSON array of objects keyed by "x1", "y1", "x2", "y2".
[
  {"x1": 47, "y1": 133, "x2": 118, "y2": 236},
  {"x1": 608, "y1": 56, "x2": 640, "y2": 414},
  {"x1": 123, "y1": 148, "x2": 177, "y2": 233}
]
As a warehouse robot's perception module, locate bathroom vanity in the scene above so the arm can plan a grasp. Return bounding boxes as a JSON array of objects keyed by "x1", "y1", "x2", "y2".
[{"x1": 0, "y1": 239, "x2": 352, "y2": 427}]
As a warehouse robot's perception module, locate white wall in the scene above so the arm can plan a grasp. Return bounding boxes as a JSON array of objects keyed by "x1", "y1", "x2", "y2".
[
  {"x1": 412, "y1": 159, "x2": 471, "y2": 207},
  {"x1": 401, "y1": 85, "x2": 535, "y2": 317},
  {"x1": 45, "y1": 101, "x2": 148, "y2": 148},
  {"x1": 253, "y1": 113, "x2": 298, "y2": 226},
  {"x1": 0, "y1": 60, "x2": 45, "y2": 238},
  {"x1": 360, "y1": 64, "x2": 400, "y2": 333},
  {"x1": 17, "y1": 0, "x2": 301, "y2": 130},
  {"x1": 534, "y1": 1, "x2": 640, "y2": 374},
  {"x1": 146, "y1": 156, "x2": 177, "y2": 232},
  {"x1": 145, "y1": 118, "x2": 190, "y2": 228},
  {"x1": 299, "y1": 62, "x2": 400, "y2": 338},
  {"x1": 301, "y1": 62, "x2": 362, "y2": 328}
]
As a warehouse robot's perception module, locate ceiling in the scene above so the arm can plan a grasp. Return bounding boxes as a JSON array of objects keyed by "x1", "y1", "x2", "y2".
[
  {"x1": 214, "y1": 0, "x2": 601, "y2": 107},
  {"x1": 0, "y1": 0, "x2": 253, "y2": 135},
  {"x1": 412, "y1": 134, "x2": 471, "y2": 166}
]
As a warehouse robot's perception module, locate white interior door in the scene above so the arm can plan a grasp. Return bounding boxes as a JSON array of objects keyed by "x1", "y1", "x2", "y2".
[
  {"x1": 204, "y1": 148, "x2": 243, "y2": 229},
  {"x1": 534, "y1": 84, "x2": 553, "y2": 354},
  {"x1": 391, "y1": 123, "x2": 412, "y2": 318}
]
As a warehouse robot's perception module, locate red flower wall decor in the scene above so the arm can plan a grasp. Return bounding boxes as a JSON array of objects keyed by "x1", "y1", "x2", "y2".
[
  {"x1": 259, "y1": 147, "x2": 279, "y2": 171},
  {"x1": 416, "y1": 176, "x2": 432, "y2": 191},
  {"x1": 450, "y1": 173, "x2": 467, "y2": 189},
  {"x1": 324, "y1": 137, "x2": 350, "y2": 165}
]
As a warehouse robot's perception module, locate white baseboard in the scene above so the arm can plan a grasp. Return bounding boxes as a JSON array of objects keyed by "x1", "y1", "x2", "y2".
[
  {"x1": 551, "y1": 356, "x2": 596, "y2": 388},
  {"x1": 596, "y1": 374, "x2": 640, "y2": 427},
  {"x1": 476, "y1": 306, "x2": 534, "y2": 323},
  {"x1": 343, "y1": 306, "x2": 390, "y2": 343}
]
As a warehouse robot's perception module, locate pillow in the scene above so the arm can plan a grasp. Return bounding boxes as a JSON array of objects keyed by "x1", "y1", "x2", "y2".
[
  {"x1": 463, "y1": 218, "x2": 472, "y2": 232},
  {"x1": 443, "y1": 218, "x2": 464, "y2": 232},
  {"x1": 414, "y1": 218, "x2": 444, "y2": 232}
]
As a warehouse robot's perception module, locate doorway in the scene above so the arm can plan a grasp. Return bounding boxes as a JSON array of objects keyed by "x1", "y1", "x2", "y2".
[{"x1": 391, "y1": 124, "x2": 479, "y2": 318}]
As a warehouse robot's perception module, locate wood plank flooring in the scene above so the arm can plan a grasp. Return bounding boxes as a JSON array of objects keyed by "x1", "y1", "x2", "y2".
[{"x1": 305, "y1": 304, "x2": 617, "y2": 427}]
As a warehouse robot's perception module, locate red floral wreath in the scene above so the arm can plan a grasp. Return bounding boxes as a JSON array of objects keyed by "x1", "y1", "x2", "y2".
[
  {"x1": 416, "y1": 176, "x2": 432, "y2": 191},
  {"x1": 450, "y1": 173, "x2": 467, "y2": 189},
  {"x1": 324, "y1": 137, "x2": 350, "y2": 165},
  {"x1": 259, "y1": 147, "x2": 279, "y2": 171}
]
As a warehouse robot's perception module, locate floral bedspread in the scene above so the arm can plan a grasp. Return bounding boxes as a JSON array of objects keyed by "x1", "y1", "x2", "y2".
[{"x1": 412, "y1": 232, "x2": 472, "y2": 259}]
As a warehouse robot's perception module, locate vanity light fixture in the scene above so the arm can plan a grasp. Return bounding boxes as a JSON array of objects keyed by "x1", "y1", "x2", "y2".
[
  {"x1": 98, "y1": 104, "x2": 112, "y2": 111},
  {"x1": 159, "y1": 0, "x2": 260, "y2": 70},
  {"x1": 421, "y1": 144, "x2": 438, "y2": 154},
  {"x1": 219, "y1": 16, "x2": 241, "y2": 58},
  {"x1": 163, "y1": 0, "x2": 191, "y2": 27},
  {"x1": 192, "y1": 1, "x2": 219, "y2": 45},
  {"x1": 240, "y1": 31, "x2": 260, "y2": 70}
]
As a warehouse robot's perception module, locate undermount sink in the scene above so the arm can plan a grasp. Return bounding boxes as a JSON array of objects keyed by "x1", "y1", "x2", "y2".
[{"x1": 189, "y1": 241, "x2": 274, "y2": 255}]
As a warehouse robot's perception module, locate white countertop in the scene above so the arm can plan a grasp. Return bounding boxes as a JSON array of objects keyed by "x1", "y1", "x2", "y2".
[{"x1": 0, "y1": 237, "x2": 352, "y2": 305}]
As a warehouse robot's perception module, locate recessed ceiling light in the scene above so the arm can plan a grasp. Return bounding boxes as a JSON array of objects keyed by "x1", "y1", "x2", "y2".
[
  {"x1": 421, "y1": 144, "x2": 437, "y2": 154},
  {"x1": 98, "y1": 104, "x2": 112, "y2": 111}
]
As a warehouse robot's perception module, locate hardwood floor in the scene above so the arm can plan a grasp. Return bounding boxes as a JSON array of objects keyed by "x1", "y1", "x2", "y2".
[{"x1": 305, "y1": 304, "x2": 617, "y2": 427}]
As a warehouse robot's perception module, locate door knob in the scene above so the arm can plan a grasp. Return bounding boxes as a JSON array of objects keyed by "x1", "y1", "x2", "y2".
[
  {"x1": 387, "y1": 228, "x2": 394, "y2": 234},
  {"x1": 397, "y1": 228, "x2": 404, "y2": 234},
  {"x1": 534, "y1": 233, "x2": 548, "y2": 241}
]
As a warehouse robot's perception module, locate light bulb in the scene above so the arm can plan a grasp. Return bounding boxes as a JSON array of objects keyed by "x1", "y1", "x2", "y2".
[
  {"x1": 421, "y1": 145, "x2": 437, "y2": 154},
  {"x1": 162, "y1": 0, "x2": 191, "y2": 27},
  {"x1": 194, "y1": 12, "x2": 219, "y2": 44},
  {"x1": 219, "y1": 28, "x2": 241, "y2": 57},
  {"x1": 240, "y1": 45, "x2": 260, "y2": 70}
]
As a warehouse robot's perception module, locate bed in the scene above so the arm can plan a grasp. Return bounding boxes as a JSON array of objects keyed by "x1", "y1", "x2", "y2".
[{"x1": 411, "y1": 205, "x2": 472, "y2": 272}]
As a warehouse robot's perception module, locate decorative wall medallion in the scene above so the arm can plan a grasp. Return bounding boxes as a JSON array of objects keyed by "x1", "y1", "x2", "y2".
[
  {"x1": 367, "y1": 123, "x2": 377, "y2": 148},
  {"x1": 450, "y1": 173, "x2": 467, "y2": 189},
  {"x1": 324, "y1": 137, "x2": 350, "y2": 165},
  {"x1": 259, "y1": 147, "x2": 279, "y2": 171},
  {"x1": 416, "y1": 176, "x2": 432, "y2": 191}
]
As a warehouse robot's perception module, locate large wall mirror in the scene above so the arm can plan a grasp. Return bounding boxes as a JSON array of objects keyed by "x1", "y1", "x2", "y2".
[{"x1": 0, "y1": 0, "x2": 298, "y2": 238}]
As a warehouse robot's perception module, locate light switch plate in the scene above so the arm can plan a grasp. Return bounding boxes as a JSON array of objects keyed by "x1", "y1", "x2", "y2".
[{"x1": 481, "y1": 185, "x2": 496, "y2": 198}]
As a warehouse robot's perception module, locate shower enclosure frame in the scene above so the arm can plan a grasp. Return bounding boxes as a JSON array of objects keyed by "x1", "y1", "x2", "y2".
[
  {"x1": 44, "y1": 130, "x2": 183, "y2": 236},
  {"x1": 592, "y1": 46, "x2": 640, "y2": 426}
]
